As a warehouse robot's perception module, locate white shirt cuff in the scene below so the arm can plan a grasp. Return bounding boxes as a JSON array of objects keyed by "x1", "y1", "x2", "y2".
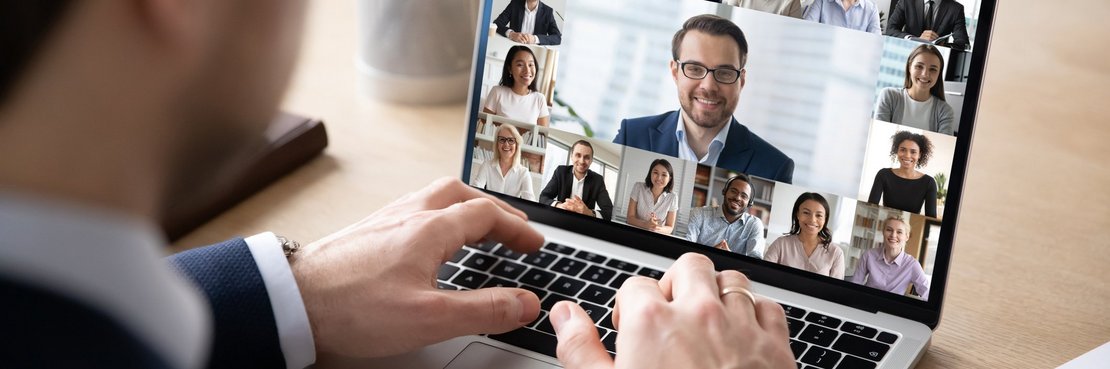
[{"x1": 245, "y1": 232, "x2": 316, "y2": 369}]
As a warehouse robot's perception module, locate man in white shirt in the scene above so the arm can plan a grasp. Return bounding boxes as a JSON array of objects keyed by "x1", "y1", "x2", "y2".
[
  {"x1": 493, "y1": 0, "x2": 563, "y2": 45},
  {"x1": 686, "y1": 174, "x2": 767, "y2": 258}
]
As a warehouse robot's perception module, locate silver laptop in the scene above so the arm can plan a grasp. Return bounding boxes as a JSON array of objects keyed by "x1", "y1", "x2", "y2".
[{"x1": 362, "y1": 0, "x2": 996, "y2": 368}]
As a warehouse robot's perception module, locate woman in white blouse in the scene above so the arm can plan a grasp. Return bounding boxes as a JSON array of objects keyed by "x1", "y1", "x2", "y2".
[
  {"x1": 482, "y1": 45, "x2": 550, "y2": 126},
  {"x1": 472, "y1": 124, "x2": 536, "y2": 201},
  {"x1": 626, "y1": 159, "x2": 679, "y2": 235}
]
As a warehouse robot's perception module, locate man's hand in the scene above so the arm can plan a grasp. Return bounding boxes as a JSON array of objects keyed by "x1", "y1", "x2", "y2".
[
  {"x1": 551, "y1": 253, "x2": 795, "y2": 369},
  {"x1": 289, "y1": 177, "x2": 545, "y2": 358},
  {"x1": 714, "y1": 240, "x2": 730, "y2": 251},
  {"x1": 920, "y1": 30, "x2": 939, "y2": 41}
]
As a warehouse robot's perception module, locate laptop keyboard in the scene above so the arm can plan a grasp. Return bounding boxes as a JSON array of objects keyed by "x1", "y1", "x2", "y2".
[{"x1": 436, "y1": 242, "x2": 900, "y2": 368}]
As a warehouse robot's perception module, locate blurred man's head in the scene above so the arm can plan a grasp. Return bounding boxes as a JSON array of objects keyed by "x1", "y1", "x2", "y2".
[{"x1": 0, "y1": 0, "x2": 307, "y2": 218}]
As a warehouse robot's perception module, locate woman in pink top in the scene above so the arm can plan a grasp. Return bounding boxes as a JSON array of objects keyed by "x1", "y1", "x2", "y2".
[
  {"x1": 764, "y1": 192, "x2": 845, "y2": 278},
  {"x1": 849, "y1": 216, "x2": 930, "y2": 299}
]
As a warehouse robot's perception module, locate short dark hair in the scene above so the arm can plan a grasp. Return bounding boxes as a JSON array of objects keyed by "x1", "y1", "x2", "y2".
[
  {"x1": 671, "y1": 14, "x2": 749, "y2": 69},
  {"x1": 643, "y1": 159, "x2": 675, "y2": 193},
  {"x1": 569, "y1": 139, "x2": 593, "y2": 158},
  {"x1": 903, "y1": 44, "x2": 947, "y2": 101},
  {"x1": 0, "y1": 1, "x2": 76, "y2": 104},
  {"x1": 890, "y1": 131, "x2": 934, "y2": 168},
  {"x1": 786, "y1": 192, "x2": 832, "y2": 248},
  {"x1": 498, "y1": 45, "x2": 539, "y2": 92},
  {"x1": 722, "y1": 173, "x2": 752, "y2": 197}
]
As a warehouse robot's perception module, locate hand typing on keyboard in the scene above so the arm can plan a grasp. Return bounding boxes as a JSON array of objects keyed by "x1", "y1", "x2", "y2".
[
  {"x1": 288, "y1": 178, "x2": 546, "y2": 358},
  {"x1": 550, "y1": 253, "x2": 795, "y2": 369}
]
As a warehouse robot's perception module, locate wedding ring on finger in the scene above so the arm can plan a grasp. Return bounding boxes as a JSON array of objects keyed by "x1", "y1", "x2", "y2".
[{"x1": 719, "y1": 286, "x2": 756, "y2": 306}]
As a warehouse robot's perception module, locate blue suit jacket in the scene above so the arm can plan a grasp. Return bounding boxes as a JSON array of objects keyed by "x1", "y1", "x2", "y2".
[
  {"x1": 1, "y1": 238, "x2": 285, "y2": 368},
  {"x1": 614, "y1": 111, "x2": 795, "y2": 184},
  {"x1": 493, "y1": 0, "x2": 562, "y2": 45}
]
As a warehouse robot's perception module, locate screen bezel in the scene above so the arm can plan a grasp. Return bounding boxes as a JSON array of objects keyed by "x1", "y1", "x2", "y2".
[{"x1": 461, "y1": 0, "x2": 998, "y2": 329}]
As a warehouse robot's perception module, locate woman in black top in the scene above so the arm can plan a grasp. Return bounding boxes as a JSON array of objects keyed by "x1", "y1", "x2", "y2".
[{"x1": 868, "y1": 131, "x2": 938, "y2": 217}]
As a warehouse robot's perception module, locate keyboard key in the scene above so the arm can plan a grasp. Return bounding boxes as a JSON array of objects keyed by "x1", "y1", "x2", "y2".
[
  {"x1": 637, "y1": 267, "x2": 664, "y2": 279},
  {"x1": 449, "y1": 249, "x2": 469, "y2": 263},
  {"x1": 835, "y1": 355, "x2": 876, "y2": 369},
  {"x1": 462, "y1": 253, "x2": 498, "y2": 271},
  {"x1": 543, "y1": 243, "x2": 577, "y2": 255},
  {"x1": 800, "y1": 346, "x2": 841, "y2": 369},
  {"x1": 549, "y1": 277, "x2": 587, "y2": 296},
  {"x1": 789, "y1": 339, "x2": 808, "y2": 358},
  {"x1": 610, "y1": 273, "x2": 633, "y2": 288},
  {"x1": 522, "y1": 251, "x2": 558, "y2": 268},
  {"x1": 528, "y1": 311, "x2": 547, "y2": 328},
  {"x1": 578, "y1": 301, "x2": 608, "y2": 322},
  {"x1": 573, "y1": 250, "x2": 607, "y2": 264},
  {"x1": 436, "y1": 281, "x2": 458, "y2": 290},
  {"x1": 520, "y1": 269, "x2": 556, "y2": 288},
  {"x1": 579, "y1": 284, "x2": 617, "y2": 305},
  {"x1": 490, "y1": 260, "x2": 528, "y2": 280},
  {"x1": 493, "y1": 245, "x2": 525, "y2": 260},
  {"x1": 804, "y1": 312, "x2": 842, "y2": 329},
  {"x1": 551, "y1": 258, "x2": 588, "y2": 276},
  {"x1": 535, "y1": 316, "x2": 555, "y2": 335},
  {"x1": 602, "y1": 331, "x2": 617, "y2": 352},
  {"x1": 605, "y1": 259, "x2": 639, "y2": 272},
  {"x1": 437, "y1": 264, "x2": 460, "y2": 281},
  {"x1": 520, "y1": 285, "x2": 548, "y2": 300},
  {"x1": 540, "y1": 293, "x2": 575, "y2": 311},
  {"x1": 875, "y1": 332, "x2": 898, "y2": 344},
  {"x1": 468, "y1": 240, "x2": 499, "y2": 252},
  {"x1": 488, "y1": 328, "x2": 557, "y2": 358},
  {"x1": 798, "y1": 325, "x2": 838, "y2": 347},
  {"x1": 599, "y1": 311, "x2": 615, "y2": 330},
  {"x1": 780, "y1": 303, "x2": 808, "y2": 319},
  {"x1": 581, "y1": 265, "x2": 617, "y2": 284},
  {"x1": 450, "y1": 270, "x2": 489, "y2": 289},
  {"x1": 481, "y1": 277, "x2": 518, "y2": 289},
  {"x1": 839, "y1": 322, "x2": 877, "y2": 339},
  {"x1": 786, "y1": 317, "x2": 805, "y2": 338},
  {"x1": 833, "y1": 334, "x2": 889, "y2": 362}
]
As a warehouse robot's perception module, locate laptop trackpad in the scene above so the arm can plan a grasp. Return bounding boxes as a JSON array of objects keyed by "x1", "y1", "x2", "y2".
[{"x1": 443, "y1": 342, "x2": 560, "y2": 369}]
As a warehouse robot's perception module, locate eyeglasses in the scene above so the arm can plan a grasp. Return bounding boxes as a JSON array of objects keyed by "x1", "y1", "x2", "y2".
[
  {"x1": 496, "y1": 137, "x2": 517, "y2": 145},
  {"x1": 677, "y1": 61, "x2": 743, "y2": 84}
]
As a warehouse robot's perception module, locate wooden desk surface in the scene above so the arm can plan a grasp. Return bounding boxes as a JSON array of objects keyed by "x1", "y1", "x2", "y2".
[{"x1": 173, "y1": 1, "x2": 1110, "y2": 367}]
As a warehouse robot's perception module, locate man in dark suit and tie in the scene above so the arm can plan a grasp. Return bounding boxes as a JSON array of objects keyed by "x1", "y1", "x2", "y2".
[
  {"x1": 0, "y1": 1, "x2": 548, "y2": 367},
  {"x1": 614, "y1": 14, "x2": 794, "y2": 184},
  {"x1": 885, "y1": 0, "x2": 971, "y2": 50},
  {"x1": 538, "y1": 140, "x2": 615, "y2": 221},
  {"x1": 493, "y1": 0, "x2": 563, "y2": 46}
]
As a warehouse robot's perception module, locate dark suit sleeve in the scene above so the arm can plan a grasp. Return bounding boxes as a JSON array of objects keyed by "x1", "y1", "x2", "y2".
[
  {"x1": 613, "y1": 119, "x2": 628, "y2": 145},
  {"x1": 884, "y1": 0, "x2": 912, "y2": 38},
  {"x1": 776, "y1": 158, "x2": 795, "y2": 184},
  {"x1": 492, "y1": 2, "x2": 516, "y2": 37},
  {"x1": 594, "y1": 179, "x2": 614, "y2": 221},
  {"x1": 947, "y1": 9, "x2": 971, "y2": 50},
  {"x1": 536, "y1": 7, "x2": 562, "y2": 45},
  {"x1": 538, "y1": 169, "x2": 563, "y2": 206},
  {"x1": 168, "y1": 239, "x2": 285, "y2": 369}
]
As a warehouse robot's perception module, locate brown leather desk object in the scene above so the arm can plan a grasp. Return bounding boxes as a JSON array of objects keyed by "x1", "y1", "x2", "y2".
[{"x1": 161, "y1": 112, "x2": 328, "y2": 241}]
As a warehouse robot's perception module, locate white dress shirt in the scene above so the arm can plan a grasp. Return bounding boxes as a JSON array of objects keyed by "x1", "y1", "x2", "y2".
[
  {"x1": 472, "y1": 159, "x2": 536, "y2": 201},
  {"x1": 521, "y1": 3, "x2": 538, "y2": 35},
  {"x1": 0, "y1": 192, "x2": 314, "y2": 369},
  {"x1": 675, "y1": 109, "x2": 732, "y2": 165}
]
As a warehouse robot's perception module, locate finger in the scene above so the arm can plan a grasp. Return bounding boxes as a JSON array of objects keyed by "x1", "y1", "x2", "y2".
[
  {"x1": 422, "y1": 288, "x2": 540, "y2": 340},
  {"x1": 657, "y1": 253, "x2": 719, "y2": 302},
  {"x1": 716, "y1": 270, "x2": 758, "y2": 323},
  {"x1": 415, "y1": 177, "x2": 529, "y2": 220},
  {"x1": 612, "y1": 276, "x2": 666, "y2": 331},
  {"x1": 433, "y1": 197, "x2": 545, "y2": 258},
  {"x1": 753, "y1": 296, "x2": 789, "y2": 339},
  {"x1": 551, "y1": 301, "x2": 613, "y2": 369}
]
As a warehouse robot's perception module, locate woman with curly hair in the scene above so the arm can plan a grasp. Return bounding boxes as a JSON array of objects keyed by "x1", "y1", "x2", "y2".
[{"x1": 867, "y1": 131, "x2": 938, "y2": 217}]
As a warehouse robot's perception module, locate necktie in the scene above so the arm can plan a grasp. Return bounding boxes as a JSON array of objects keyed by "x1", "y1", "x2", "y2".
[{"x1": 924, "y1": 0, "x2": 935, "y2": 30}]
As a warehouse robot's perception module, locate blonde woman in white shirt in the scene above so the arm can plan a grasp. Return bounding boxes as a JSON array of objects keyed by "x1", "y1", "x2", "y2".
[
  {"x1": 473, "y1": 124, "x2": 536, "y2": 201},
  {"x1": 626, "y1": 159, "x2": 680, "y2": 235}
]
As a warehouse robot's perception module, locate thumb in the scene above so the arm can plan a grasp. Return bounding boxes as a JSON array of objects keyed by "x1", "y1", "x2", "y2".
[
  {"x1": 430, "y1": 288, "x2": 540, "y2": 338},
  {"x1": 551, "y1": 301, "x2": 613, "y2": 369}
]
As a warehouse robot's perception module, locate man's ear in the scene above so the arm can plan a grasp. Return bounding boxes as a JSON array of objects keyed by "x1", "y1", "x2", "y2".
[
  {"x1": 670, "y1": 60, "x2": 680, "y2": 83},
  {"x1": 130, "y1": 0, "x2": 204, "y2": 56},
  {"x1": 738, "y1": 68, "x2": 747, "y2": 89}
]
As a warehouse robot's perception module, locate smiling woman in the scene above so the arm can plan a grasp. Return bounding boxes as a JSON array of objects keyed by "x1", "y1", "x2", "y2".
[
  {"x1": 874, "y1": 44, "x2": 956, "y2": 135},
  {"x1": 867, "y1": 131, "x2": 938, "y2": 217},
  {"x1": 481, "y1": 45, "x2": 551, "y2": 127}
]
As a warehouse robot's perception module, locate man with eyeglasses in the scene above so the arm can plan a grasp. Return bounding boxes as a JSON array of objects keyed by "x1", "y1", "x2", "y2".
[{"x1": 614, "y1": 14, "x2": 794, "y2": 184}]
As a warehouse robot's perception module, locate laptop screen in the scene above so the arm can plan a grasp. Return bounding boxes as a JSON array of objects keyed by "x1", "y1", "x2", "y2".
[{"x1": 464, "y1": 0, "x2": 990, "y2": 308}]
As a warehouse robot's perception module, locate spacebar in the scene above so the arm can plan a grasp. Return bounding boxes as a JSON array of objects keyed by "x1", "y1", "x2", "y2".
[{"x1": 488, "y1": 328, "x2": 557, "y2": 358}]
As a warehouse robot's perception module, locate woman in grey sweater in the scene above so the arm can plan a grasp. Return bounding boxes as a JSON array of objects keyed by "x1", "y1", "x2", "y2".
[{"x1": 874, "y1": 44, "x2": 955, "y2": 135}]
